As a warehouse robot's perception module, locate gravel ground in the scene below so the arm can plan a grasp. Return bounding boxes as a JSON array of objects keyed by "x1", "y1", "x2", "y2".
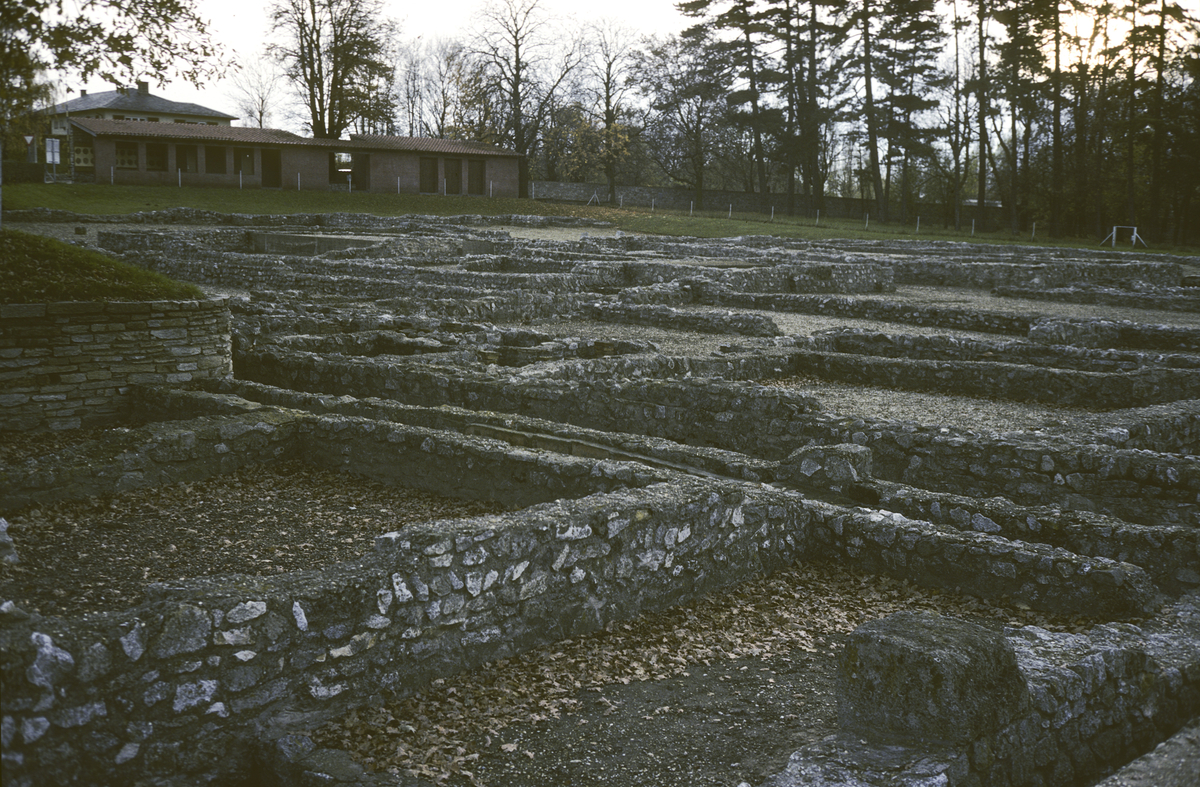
[{"x1": 762, "y1": 376, "x2": 1112, "y2": 438}]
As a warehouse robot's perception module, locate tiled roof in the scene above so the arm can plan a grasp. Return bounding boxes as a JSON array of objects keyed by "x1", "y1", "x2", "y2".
[
  {"x1": 49, "y1": 88, "x2": 236, "y2": 120},
  {"x1": 71, "y1": 119, "x2": 309, "y2": 144},
  {"x1": 69, "y1": 119, "x2": 523, "y2": 158},
  {"x1": 350, "y1": 135, "x2": 520, "y2": 157}
]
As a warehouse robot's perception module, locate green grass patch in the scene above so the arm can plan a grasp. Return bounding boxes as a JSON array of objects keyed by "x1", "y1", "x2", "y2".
[
  {"x1": 3, "y1": 183, "x2": 584, "y2": 219},
  {"x1": 7, "y1": 183, "x2": 1198, "y2": 258},
  {"x1": 0, "y1": 228, "x2": 205, "y2": 303}
]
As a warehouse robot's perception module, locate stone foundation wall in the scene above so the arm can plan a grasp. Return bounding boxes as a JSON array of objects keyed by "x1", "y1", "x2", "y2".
[
  {"x1": 0, "y1": 299, "x2": 232, "y2": 432},
  {"x1": 891, "y1": 259, "x2": 1181, "y2": 289},
  {"x1": 705, "y1": 292, "x2": 1034, "y2": 335},
  {"x1": 773, "y1": 605, "x2": 1200, "y2": 787},
  {"x1": 236, "y1": 346, "x2": 1200, "y2": 528},
  {"x1": 0, "y1": 415, "x2": 1160, "y2": 785},
  {"x1": 803, "y1": 329, "x2": 1200, "y2": 372},
  {"x1": 785, "y1": 350, "x2": 1200, "y2": 409}
]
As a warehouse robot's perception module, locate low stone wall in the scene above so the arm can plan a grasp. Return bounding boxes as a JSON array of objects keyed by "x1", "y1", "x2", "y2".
[
  {"x1": 584, "y1": 303, "x2": 782, "y2": 337},
  {"x1": 0, "y1": 467, "x2": 808, "y2": 785},
  {"x1": 0, "y1": 299, "x2": 232, "y2": 432},
  {"x1": 1, "y1": 386, "x2": 1170, "y2": 784},
  {"x1": 237, "y1": 346, "x2": 1200, "y2": 528},
  {"x1": 1029, "y1": 318, "x2": 1200, "y2": 352},
  {"x1": 891, "y1": 259, "x2": 1181, "y2": 289},
  {"x1": 996, "y1": 284, "x2": 1200, "y2": 313},
  {"x1": 189, "y1": 381, "x2": 1200, "y2": 593},
  {"x1": 872, "y1": 482, "x2": 1200, "y2": 594},
  {"x1": 803, "y1": 328, "x2": 1200, "y2": 372},
  {"x1": 770, "y1": 604, "x2": 1200, "y2": 787},
  {"x1": 0, "y1": 406, "x2": 662, "y2": 514},
  {"x1": 786, "y1": 350, "x2": 1200, "y2": 409},
  {"x1": 703, "y1": 292, "x2": 1033, "y2": 335},
  {"x1": 615, "y1": 261, "x2": 895, "y2": 294}
]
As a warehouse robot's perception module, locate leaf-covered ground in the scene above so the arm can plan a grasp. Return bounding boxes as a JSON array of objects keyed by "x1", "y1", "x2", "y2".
[
  {"x1": 312, "y1": 563, "x2": 1094, "y2": 787},
  {"x1": 0, "y1": 460, "x2": 509, "y2": 617}
]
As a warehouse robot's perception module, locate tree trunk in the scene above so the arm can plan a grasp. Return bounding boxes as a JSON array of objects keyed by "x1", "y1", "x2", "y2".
[
  {"x1": 976, "y1": 0, "x2": 989, "y2": 231},
  {"x1": 1051, "y1": 3, "x2": 1063, "y2": 237},
  {"x1": 862, "y1": 1, "x2": 887, "y2": 222},
  {"x1": 1149, "y1": 0, "x2": 1167, "y2": 240}
]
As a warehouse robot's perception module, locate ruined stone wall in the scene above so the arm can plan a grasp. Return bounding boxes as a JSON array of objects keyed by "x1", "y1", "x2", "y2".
[
  {"x1": 803, "y1": 329, "x2": 1200, "y2": 372},
  {"x1": 0, "y1": 468, "x2": 812, "y2": 785},
  {"x1": 616, "y1": 261, "x2": 894, "y2": 294},
  {"x1": 705, "y1": 292, "x2": 1033, "y2": 335},
  {"x1": 189, "y1": 380, "x2": 1200, "y2": 596},
  {"x1": 0, "y1": 407, "x2": 663, "y2": 514},
  {"x1": 0, "y1": 427, "x2": 1159, "y2": 785},
  {"x1": 891, "y1": 259, "x2": 1181, "y2": 289},
  {"x1": 785, "y1": 350, "x2": 1200, "y2": 409},
  {"x1": 0, "y1": 299, "x2": 231, "y2": 433},
  {"x1": 781, "y1": 607, "x2": 1200, "y2": 787},
  {"x1": 236, "y1": 347, "x2": 1200, "y2": 527}
]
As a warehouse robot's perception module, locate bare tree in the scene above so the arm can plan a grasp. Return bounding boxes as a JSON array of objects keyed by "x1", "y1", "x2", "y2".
[
  {"x1": 268, "y1": 0, "x2": 395, "y2": 138},
  {"x1": 420, "y1": 38, "x2": 494, "y2": 140},
  {"x1": 583, "y1": 20, "x2": 639, "y2": 202},
  {"x1": 229, "y1": 53, "x2": 285, "y2": 128},
  {"x1": 474, "y1": 0, "x2": 582, "y2": 196},
  {"x1": 634, "y1": 32, "x2": 734, "y2": 209}
]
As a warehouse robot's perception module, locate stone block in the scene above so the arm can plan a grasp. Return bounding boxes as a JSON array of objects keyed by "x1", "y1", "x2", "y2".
[
  {"x1": 782, "y1": 443, "x2": 873, "y2": 490},
  {"x1": 838, "y1": 611, "x2": 1030, "y2": 744}
]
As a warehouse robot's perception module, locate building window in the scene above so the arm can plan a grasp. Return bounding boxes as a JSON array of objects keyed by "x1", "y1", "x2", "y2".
[
  {"x1": 73, "y1": 144, "x2": 95, "y2": 168},
  {"x1": 467, "y1": 160, "x2": 485, "y2": 195},
  {"x1": 444, "y1": 158, "x2": 462, "y2": 195},
  {"x1": 115, "y1": 142, "x2": 138, "y2": 169},
  {"x1": 148, "y1": 117, "x2": 159, "y2": 122},
  {"x1": 329, "y1": 151, "x2": 352, "y2": 184},
  {"x1": 205, "y1": 146, "x2": 227, "y2": 174},
  {"x1": 146, "y1": 143, "x2": 168, "y2": 171},
  {"x1": 177, "y1": 144, "x2": 198, "y2": 173},
  {"x1": 419, "y1": 157, "x2": 438, "y2": 193},
  {"x1": 235, "y1": 147, "x2": 254, "y2": 174}
]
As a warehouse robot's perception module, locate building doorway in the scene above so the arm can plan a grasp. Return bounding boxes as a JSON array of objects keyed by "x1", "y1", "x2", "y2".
[{"x1": 262, "y1": 150, "x2": 281, "y2": 188}]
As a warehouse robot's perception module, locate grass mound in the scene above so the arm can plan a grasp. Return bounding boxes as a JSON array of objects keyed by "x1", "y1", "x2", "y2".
[{"x1": 0, "y1": 228, "x2": 204, "y2": 303}]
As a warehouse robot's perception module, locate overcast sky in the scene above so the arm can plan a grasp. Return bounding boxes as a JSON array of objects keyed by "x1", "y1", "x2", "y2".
[{"x1": 69, "y1": 0, "x2": 691, "y2": 129}]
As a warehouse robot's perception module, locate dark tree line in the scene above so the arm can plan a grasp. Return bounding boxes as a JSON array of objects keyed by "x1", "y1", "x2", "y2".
[
  {"x1": 397, "y1": 0, "x2": 1193, "y2": 242},
  {"x1": 7, "y1": 0, "x2": 1199, "y2": 241}
]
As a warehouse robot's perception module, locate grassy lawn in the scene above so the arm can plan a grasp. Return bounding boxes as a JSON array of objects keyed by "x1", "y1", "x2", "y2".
[
  {"x1": 5, "y1": 183, "x2": 1195, "y2": 255},
  {"x1": 0, "y1": 228, "x2": 204, "y2": 303}
]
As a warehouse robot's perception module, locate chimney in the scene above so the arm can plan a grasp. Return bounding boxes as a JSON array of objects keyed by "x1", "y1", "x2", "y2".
[
  {"x1": 81, "y1": 89, "x2": 87, "y2": 97},
  {"x1": 137, "y1": 81, "x2": 149, "y2": 95}
]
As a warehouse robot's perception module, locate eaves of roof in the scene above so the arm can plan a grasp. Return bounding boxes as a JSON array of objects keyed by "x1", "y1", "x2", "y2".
[
  {"x1": 70, "y1": 118, "x2": 308, "y2": 145},
  {"x1": 69, "y1": 119, "x2": 524, "y2": 159},
  {"x1": 349, "y1": 134, "x2": 521, "y2": 158}
]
